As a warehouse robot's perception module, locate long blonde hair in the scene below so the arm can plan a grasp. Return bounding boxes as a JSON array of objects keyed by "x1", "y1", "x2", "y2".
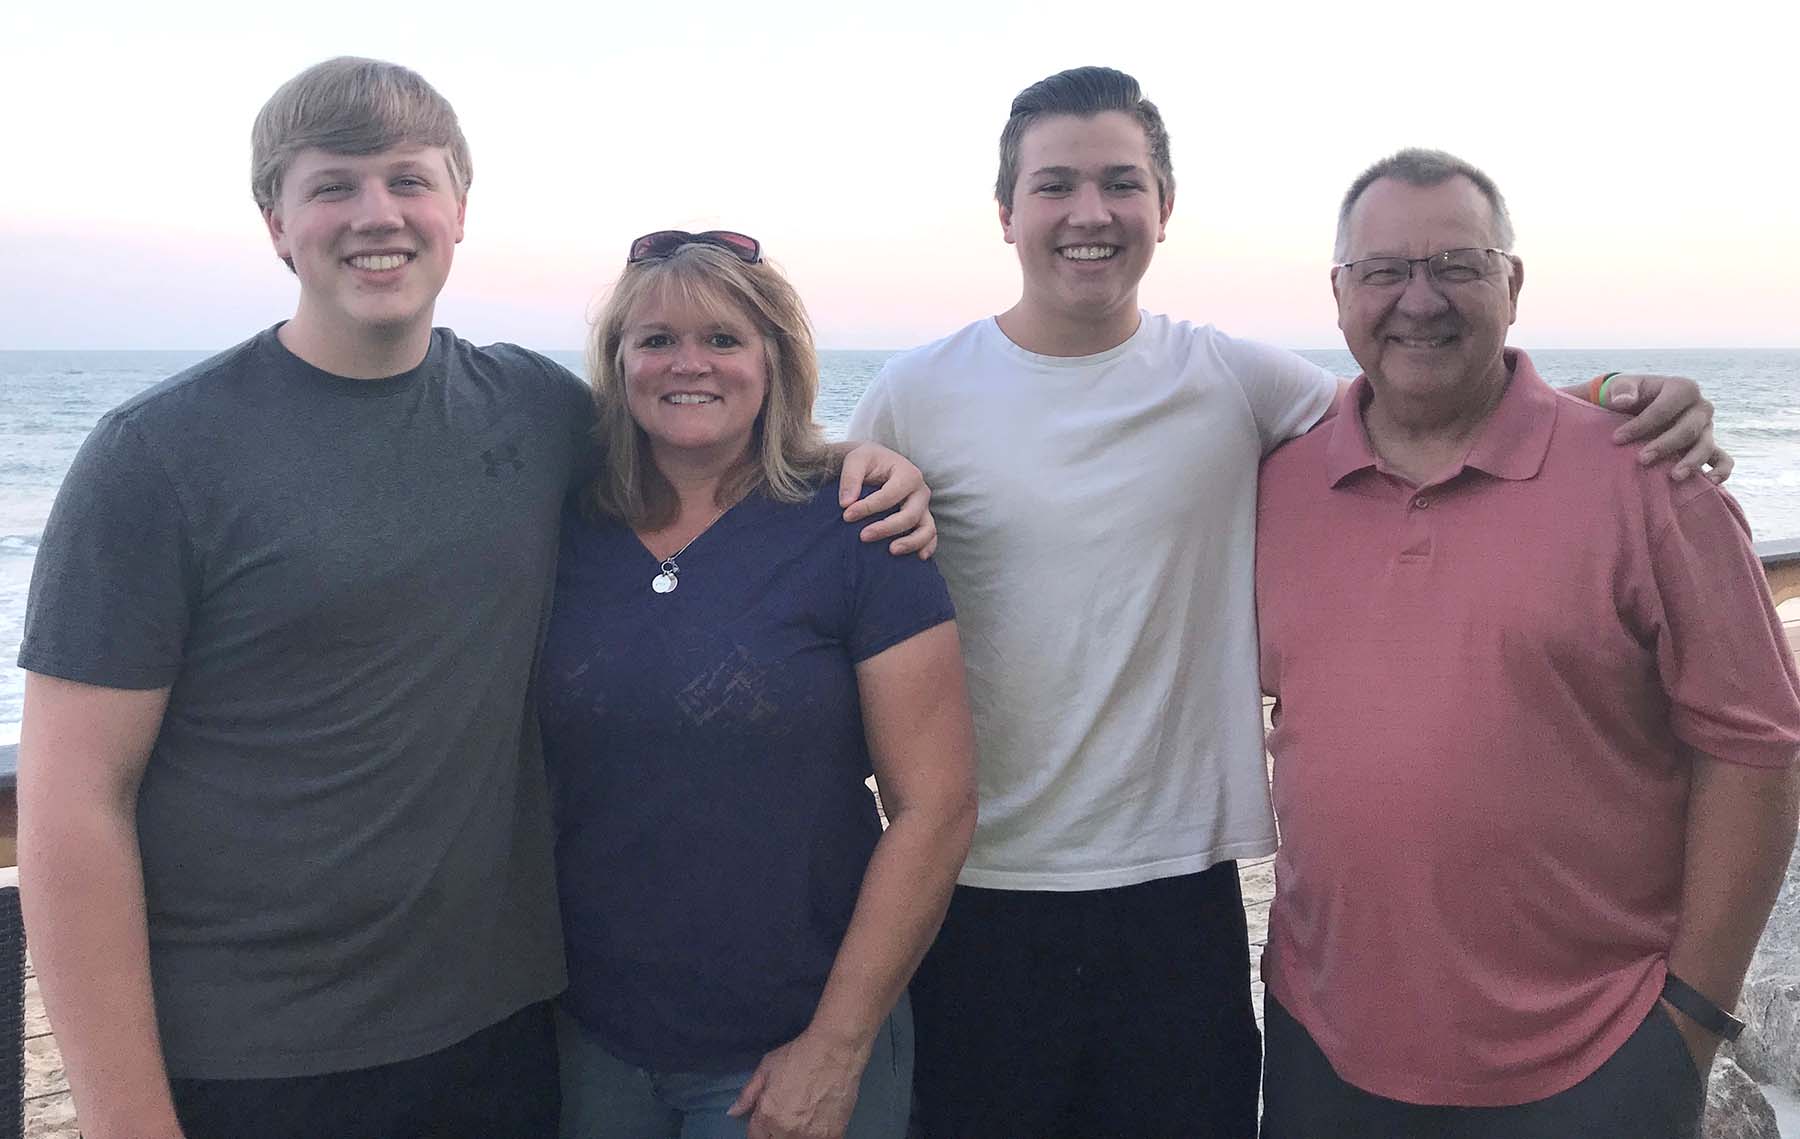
[{"x1": 584, "y1": 243, "x2": 837, "y2": 529}]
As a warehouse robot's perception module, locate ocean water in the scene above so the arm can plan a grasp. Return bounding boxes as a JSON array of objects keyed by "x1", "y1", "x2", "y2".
[{"x1": 3, "y1": 345, "x2": 1796, "y2": 751}]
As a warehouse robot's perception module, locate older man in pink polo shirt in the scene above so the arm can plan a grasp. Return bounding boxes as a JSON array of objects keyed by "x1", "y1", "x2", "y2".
[{"x1": 1255, "y1": 148, "x2": 1800, "y2": 1139}]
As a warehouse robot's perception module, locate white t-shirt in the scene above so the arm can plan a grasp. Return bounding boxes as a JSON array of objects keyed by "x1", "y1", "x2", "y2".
[{"x1": 849, "y1": 313, "x2": 1335, "y2": 890}]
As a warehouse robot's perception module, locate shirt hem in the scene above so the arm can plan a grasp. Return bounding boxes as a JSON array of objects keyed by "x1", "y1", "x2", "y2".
[
  {"x1": 561, "y1": 1002, "x2": 769, "y2": 1077},
  {"x1": 956, "y1": 836, "x2": 1277, "y2": 891},
  {"x1": 1672, "y1": 717, "x2": 1800, "y2": 768},
  {"x1": 16, "y1": 649, "x2": 179, "y2": 692},
  {"x1": 162, "y1": 975, "x2": 567, "y2": 1080},
  {"x1": 850, "y1": 609, "x2": 956, "y2": 665},
  {"x1": 1266, "y1": 960, "x2": 1667, "y2": 1107}
]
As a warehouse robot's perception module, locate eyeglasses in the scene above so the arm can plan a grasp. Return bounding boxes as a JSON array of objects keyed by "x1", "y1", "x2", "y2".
[
  {"x1": 627, "y1": 230, "x2": 763, "y2": 265},
  {"x1": 1335, "y1": 247, "x2": 1506, "y2": 289}
]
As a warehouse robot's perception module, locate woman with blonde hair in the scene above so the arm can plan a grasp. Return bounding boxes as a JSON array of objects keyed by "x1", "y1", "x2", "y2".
[{"x1": 539, "y1": 230, "x2": 977, "y2": 1139}]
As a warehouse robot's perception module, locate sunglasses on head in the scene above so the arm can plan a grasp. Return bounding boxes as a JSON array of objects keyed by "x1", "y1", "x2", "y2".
[{"x1": 627, "y1": 230, "x2": 762, "y2": 265}]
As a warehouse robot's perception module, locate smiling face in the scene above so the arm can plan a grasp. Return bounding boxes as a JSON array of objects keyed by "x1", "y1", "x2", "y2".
[
  {"x1": 621, "y1": 287, "x2": 770, "y2": 474},
  {"x1": 263, "y1": 144, "x2": 466, "y2": 348},
  {"x1": 1000, "y1": 111, "x2": 1172, "y2": 342},
  {"x1": 1333, "y1": 175, "x2": 1522, "y2": 414}
]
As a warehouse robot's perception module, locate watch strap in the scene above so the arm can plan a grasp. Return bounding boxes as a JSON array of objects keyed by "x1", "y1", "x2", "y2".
[{"x1": 1661, "y1": 971, "x2": 1746, "y2": 1042}]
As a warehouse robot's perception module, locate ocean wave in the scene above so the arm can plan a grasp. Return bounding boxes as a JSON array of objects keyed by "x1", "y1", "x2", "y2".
[
  {"x1": 1728, "y1": 424, "x2": 1800, "y2": 441},
  {"x1": 0, "y1": 536, "x2": 40, "y2": 556}
]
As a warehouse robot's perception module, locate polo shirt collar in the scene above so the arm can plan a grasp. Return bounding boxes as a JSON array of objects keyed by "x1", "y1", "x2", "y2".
[{"x1": 1325, "y1": 347, "x2": 1560, "y2": 488}]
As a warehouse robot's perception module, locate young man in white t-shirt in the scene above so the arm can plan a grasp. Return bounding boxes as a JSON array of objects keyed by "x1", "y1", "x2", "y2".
[{"x1": 848, "y1": 65, "x2": 1730, "y2": 1138}]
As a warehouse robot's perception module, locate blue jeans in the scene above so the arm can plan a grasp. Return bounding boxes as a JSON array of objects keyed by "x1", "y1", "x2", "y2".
[{"x1": 556, "y1": 996, "x2": 913, "y2": 1139}]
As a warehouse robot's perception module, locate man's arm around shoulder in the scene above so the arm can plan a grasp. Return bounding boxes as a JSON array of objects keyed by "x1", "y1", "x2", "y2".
[{"x1": 19, "y1": 672, "x2": 186, "y2": 1139}]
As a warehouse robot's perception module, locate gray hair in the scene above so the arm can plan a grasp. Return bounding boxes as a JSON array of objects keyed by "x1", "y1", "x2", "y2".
[{"x1": 1333, "y1": 148, "x2": 1514, "y2": 261}]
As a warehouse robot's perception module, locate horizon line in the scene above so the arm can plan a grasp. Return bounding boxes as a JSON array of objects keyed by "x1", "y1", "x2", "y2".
[{"x1": 4, "y1": 344, "x2": 1799, "y2": 355}]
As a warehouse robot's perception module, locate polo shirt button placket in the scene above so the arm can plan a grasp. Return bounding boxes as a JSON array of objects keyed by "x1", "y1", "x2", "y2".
[{"x1": 1399, "y1": 488, "x2": 1435, "y2": 563}]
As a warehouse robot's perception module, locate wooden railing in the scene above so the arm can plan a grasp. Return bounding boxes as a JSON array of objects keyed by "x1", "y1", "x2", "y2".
[{"x1": 1764, "y1": 538, "x2": 1800, "y2": 609}]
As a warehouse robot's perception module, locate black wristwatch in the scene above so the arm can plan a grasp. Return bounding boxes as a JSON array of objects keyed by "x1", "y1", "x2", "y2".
[{"x1": 1661, "y1": 972, "x2": 1746, "y2": 1042}]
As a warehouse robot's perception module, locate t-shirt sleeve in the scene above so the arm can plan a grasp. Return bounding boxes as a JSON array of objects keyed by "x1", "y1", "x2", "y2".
[
  {"x1": 18, "y1": 413, "x2": 197, "y2": 689},
  {"x1": 1648, "y1": 486, "x2": 1800, "y2": 767},
  {"x1": 845, "y1": 365, "x2": 900, "y2": 449},
  {"x1": 1216, "y1": 332, "x2": 1338, "y2": 454},
  {"x1": 505, "y1": 346, "x2": 597, "y2": 491},
  {"x1": 842, "y1": 499, "x2": 955, "y2": 664},
  {"x1": 550, "y1": 360, "x2": 600, "y2": 490}
]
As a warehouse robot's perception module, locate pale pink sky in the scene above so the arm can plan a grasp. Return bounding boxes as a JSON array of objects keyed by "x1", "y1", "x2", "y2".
[{"x1": 2, "y1": 0, "x2": 1794, "y2": 350}]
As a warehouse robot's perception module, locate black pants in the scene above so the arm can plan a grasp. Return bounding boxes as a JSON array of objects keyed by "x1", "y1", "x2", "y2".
[
  {"x1": 170, "y1": 1001, "x2": 559, "y2": 1139},
  {"x1": 1260, "y1": 991, "x2": 1705, "y2": 1139},
  {"x1": 910, "y1": 863, "x2": 1261, "y2": 1139}
]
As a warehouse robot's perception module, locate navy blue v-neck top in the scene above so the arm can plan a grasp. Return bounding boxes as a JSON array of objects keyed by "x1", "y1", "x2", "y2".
[{"x1": 539, "y1": 481, "x2": 954, "y2": 1071}]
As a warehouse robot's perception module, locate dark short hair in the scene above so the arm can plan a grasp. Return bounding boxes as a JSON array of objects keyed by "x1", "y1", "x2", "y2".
[
  {"x1": 1334, "y1": 148, "x2": 1515, "y2": 260},
  {"x1": 995, "y1": 66, "x2": 1174, "y2": 211}
]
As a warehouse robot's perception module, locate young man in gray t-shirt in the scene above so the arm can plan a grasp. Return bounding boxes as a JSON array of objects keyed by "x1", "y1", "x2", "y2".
[{"x1": 16, "y1": 57, "x2": 930, "y2": 1139}]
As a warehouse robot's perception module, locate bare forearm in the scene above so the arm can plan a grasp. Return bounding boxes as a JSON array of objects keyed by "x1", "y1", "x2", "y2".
[
  {"x1": 729, "y1": 629, "x2": 974, "y2": 1132},
  {"x1": 809, "y1": 622, "x2": 976, "y2": 1050},
  {"x1": 805, "y1": 798, "x2": 976, "y2": 1054},
  {"x1": 21, "y1": 803, "x2": 183, "y2": 1139},
  {"x1": 1667, "y1": 756, "x2": 1800, "y2": 1008}
]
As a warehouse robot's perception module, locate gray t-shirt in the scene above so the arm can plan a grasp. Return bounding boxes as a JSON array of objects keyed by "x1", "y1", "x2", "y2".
[{"x1": 19, "y1": 326, "x2": 591, "y2": 1078}]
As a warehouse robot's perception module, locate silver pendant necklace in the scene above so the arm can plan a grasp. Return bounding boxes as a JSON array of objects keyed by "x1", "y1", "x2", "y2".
[{"x1": 649, "y1": 508, "x2": 727, "y2": 595}]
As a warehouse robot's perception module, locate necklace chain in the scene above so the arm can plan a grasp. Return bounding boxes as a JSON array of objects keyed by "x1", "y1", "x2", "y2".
[{"x1": 650, "y1": 507, "x2": 728, "y2": 595}]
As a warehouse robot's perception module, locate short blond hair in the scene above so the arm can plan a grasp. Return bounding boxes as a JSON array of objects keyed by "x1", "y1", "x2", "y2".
[
  {"x1": 585, "y1": 243, "x2": 837, "y2": 529},
  {"x1": 251, "y1": 57, "x2": 472, "y2": 212}
]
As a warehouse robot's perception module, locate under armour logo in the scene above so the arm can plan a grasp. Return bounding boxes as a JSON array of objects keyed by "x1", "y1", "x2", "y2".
[{"x1": 481, "y1": 442, "x2": 525, "y2": 478}]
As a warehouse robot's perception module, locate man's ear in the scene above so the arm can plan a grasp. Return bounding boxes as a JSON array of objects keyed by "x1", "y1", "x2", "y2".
[
  {"x1": 454, "y1": 193, "x2": 467, "y2": 244},
  {"x1": 1156, "y1": 189, "x2": 1174, "y2": 242},
  {"x1": 998, "y1": 199, "x2": 1016, "y2": 245},
  {"x1": 1506, "y1": 254, "x2": 1524, "y2": 326},
  {"x1": 263, "y1": 207, "x2": 297, "y2": 274},
  {"x1": 1324, "y1": 259, "x2": 1353, "y2": 331},
  {"x1": 263, "y1": 206, "x2": 286, "y2": 255}
]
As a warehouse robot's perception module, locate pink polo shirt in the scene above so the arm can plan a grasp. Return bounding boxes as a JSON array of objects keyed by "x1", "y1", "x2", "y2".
[{"x1": 1255, "y1": 349, "x2": 1800, "y2": 1107}]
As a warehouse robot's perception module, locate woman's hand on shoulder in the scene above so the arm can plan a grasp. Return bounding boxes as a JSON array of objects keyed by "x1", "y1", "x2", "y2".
[
  {"x1": 837, "y1": 442, "x2": 937, "y2": 559},
  {"x1": 727, "y1": 1026, "x2": 871, "y2": 1139}
]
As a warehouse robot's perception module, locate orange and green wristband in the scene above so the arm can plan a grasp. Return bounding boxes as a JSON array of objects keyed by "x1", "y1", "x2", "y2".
[{"x1": 1588, "y1": 371, "x2": 1622, "y2": 407}]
